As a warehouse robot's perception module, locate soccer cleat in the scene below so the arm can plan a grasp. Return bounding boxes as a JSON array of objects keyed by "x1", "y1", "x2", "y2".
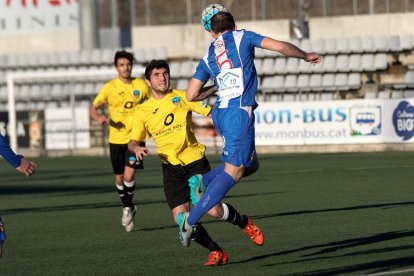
[
  {"x1": 189, "y1": 174, "x2": 205, "y2": 205},
  {"x1": 204, "y1": 251, "x2": 229, "y2": 266},
  {"x1": 122, "y1": 206, "x2": 137, "y2": 232},
  {"x1": 243, "y1": 217, "x2": 264, "y2": 246},
  {"x1": 177, "y1": 212, "x2": 192, "y2": 247}
]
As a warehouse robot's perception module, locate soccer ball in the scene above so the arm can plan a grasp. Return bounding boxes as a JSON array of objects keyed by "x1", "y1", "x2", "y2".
[{"x1": 201, "y1": 3, "x2": 229, "y2": 32}]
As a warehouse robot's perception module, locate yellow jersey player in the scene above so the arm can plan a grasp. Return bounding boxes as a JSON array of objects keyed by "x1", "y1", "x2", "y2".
[
  {"x1": 128, "y1": 60, "x2": 263, "y2": 266},
  {"x1": 90, "y1": 50, "x2": 150, "y2": 232}
]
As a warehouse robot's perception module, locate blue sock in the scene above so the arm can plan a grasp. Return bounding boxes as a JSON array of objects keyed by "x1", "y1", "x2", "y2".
[
  {"x1": 202, "y1": 164, "x2": 224, "y2": 188},
  {"x1": 188, "y1": 171, "x2": 236, "y2": 226}
]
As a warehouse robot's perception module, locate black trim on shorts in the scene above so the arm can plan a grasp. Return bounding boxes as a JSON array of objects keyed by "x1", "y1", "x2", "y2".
[
  {"x1": 162, "y1": 156, "x2": 211, "y2": 210},
  {"x1": 109, "y1": 142, "x2": 144, "y2": 175}
]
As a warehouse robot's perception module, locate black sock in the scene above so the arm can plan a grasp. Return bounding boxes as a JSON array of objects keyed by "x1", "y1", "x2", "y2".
[
  {"x1": 224, "y1": 203, "x2": 248, "y2": 229},
  {"x1": 123, "y1": 181, "x2": 135, "y2": 208},
  {"x1": 116, "y1": 184, "x2": 129, "y2": 208},
  {"x1": 192, "y1": 224, "x2": 222, "y2": 252}
]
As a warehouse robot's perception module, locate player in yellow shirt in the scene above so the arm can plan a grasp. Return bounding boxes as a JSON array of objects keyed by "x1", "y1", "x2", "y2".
[
  {"x1": 128, "y1": 60, "x2": 262, "y2": 266},
  {"x1": 90, "y1": 50, "x2": 150, "y2": 232}
]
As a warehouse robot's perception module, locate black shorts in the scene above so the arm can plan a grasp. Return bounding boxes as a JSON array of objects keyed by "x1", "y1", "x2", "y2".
[
  {"x1": 162, "y1": 156, "x2": 211, "y2": 210},
  {"x1": 109, "y1": 143, "x2": 144, "y2": 175}
]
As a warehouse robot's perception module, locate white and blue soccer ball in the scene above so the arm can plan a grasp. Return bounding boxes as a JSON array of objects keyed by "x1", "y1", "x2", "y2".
[{"x1": 200, "y1": 3, "x2": 229, "y2": 32}]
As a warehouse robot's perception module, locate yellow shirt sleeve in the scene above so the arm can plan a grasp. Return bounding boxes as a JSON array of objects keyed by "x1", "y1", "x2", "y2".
[
  {"x1": 131, "y1": 109, "x2": 147, "y2": 142},
  {"x1": 92, "y1": 83, "x2": 110, "y2": 106}
]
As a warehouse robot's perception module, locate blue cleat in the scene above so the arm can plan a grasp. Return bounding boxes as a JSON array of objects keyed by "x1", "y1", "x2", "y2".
[
  {"x1": 189, "y1": 174, "x2": 206, "y2": 205},
  {"x1": 177, "y1": 212, "x2": 192, "y2": 247}
]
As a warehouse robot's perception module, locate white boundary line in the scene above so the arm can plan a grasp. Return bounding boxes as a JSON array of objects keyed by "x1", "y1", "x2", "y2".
[{"x1": 365, "y1": 268, "x2": 414, "y2": 276}]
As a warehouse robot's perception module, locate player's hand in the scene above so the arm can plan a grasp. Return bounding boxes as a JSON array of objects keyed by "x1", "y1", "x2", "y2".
[
  {"x1": 305, "y1": 52, "x2": 321, "y2": 65},
  {"x1": 97, "y1": 115, "x2": 109, "y2": 125},
  {"x1": 16, "y1": 158, "x2": 38, "y2": 177},
  {"x1": 133, "y1": 146, "x2": 150, "y2": 161}
]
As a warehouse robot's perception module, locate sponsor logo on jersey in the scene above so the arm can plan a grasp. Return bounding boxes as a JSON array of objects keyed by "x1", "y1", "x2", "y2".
[
  {"x1": 133, "y1": 89, "x2": 140, "y2": 98},
  {"x1": 153, "y1": 108, "x2": 159, "y2": 114},
  {"x1": 172, "y1": 96, "x2": 181, "y2": 106},
  {"x1": 393, "y1": 101, "x2": 414, "y2": 141}
]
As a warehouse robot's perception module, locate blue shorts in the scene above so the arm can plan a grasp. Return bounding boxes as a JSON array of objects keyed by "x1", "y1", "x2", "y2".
[
  {"x1": 0, "y1": 217, "x2": 6, "y2": 242},
  {"x1": 212, "y1": 106, "x2": 255, "y2": 167}
]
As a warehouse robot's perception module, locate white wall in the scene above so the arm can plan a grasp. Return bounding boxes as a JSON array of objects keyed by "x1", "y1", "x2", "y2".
[{"x1": 0, "y1": 30, "x2": 79, "y2": 55}]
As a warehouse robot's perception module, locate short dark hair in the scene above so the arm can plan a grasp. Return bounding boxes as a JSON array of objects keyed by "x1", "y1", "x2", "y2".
[
  {"x1": 114, "y1": 50, "x2": 135, "y2": 66},
  {"x1": 211, "y1": 12, "x2": 235, "y2": 34},
  {"x1": 145, "y1": 59, "x2": 170, "y2": 80}
]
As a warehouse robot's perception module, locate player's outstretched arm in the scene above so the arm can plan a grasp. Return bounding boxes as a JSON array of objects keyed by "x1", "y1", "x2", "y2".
[
  {"x1": 128, "y1": 139, "x2": 150, "y2": 161},
  {"x1": 187, "y1": 78, "x2": 211, "y2": 102},
  {"x1": 16, "y1": 158, "x2": 38, "y2": 177},
  {"x1": 261, "y1": 37, "x2": 321, "y2": 64},
  {"x1": 90, "y1": 103, "x2": 109, "y2": 125}
]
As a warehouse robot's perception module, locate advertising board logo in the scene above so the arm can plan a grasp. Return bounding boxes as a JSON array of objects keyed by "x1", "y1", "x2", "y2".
[
  {"x1": 392, "y1": 101, "x2": 414, "y2": 141},
  {"x1": 349, "y1": 105, "x2": 381, "y2": 136}
]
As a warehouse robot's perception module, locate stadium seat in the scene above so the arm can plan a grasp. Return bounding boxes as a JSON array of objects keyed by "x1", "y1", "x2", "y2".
[
  {"x1": 272, "y1": 75, "x2": 286, "y2": 93},
  {"x1": 336, "y1": 37, "x2": 350, "y2": 54},
  {"x1": 324, "y1": 38, "x2": 337, "y2": 54},
  {"x1": 348, "y1": 54, "x2": 362, "y2": 72},
  {"x1": 335, "y1": 73, "x2": 348, "y2": 91},
  {"x1": 361, "y1": 54, "x2": 375, "y2": 72},
  {"x1": 336, "y1": 54, "x2": 349, "y2": 72},
  {"x1": 254, "y1": 58, "x2": 263, "y2": 75},
  {"x1": 322, "y1": 73, "x2": 336, "y2": 91},
  {"x1": 134, "y1": 48, "x2": 146, "y2": 63},
  {"x1": 296, "y1": 74, "x2": 309, "y2": 92},
  {"x1": 312, "y1": 39, "x2": 325, "y2": 54},
  {"x1": 179, "y1": 60, "x2": 195, "y2": 78},
  {"x1": 297, "y1": 93, "x2": 308, "y2": 101},
  {"x1": 322, "y1": 55, "x2": 336, "y2": 72},
  {"x1": 100, "y1": 48, "x2": 114, "y2": 64},
  {"x1": 378, "y1": 91, "x2": 391, "y2": 99},
  {"x1": 285, "y1": 58, "x2": 299, "y2": 74},
  {"x1": 364, "y1": 91, "x2": 377, "y2": 99},
  {"x1": 391, "y1": 90, "x2": 404, "y2": 99},
  {"x1": 362, "y1": 36, "x2": 376, "y2": 53},
  {"x1": 284, "y1": 75, "x2": 298, "y2": 92},
  {"x1": 299, "y1": 39, "x2": 312, "y2": 52},
  {"x1": 168, "y1": 61, "x2": 181, "y2": 78},
  {"x1": 388, "y1": 35, "x2": 401, "y2": 52},
  {"x1": 320, "y1": 93, "x2": 334, "y2": 101},
  {"x1": 144, "y1": 48, "x2": 157, "y2": 63},
  {"x1": 309, "y1": 74, "x2": 323, "y2": 91},
  {"x1": 176, "y1": 79, "x2": 189, "y2": 90},
  {"x1": 255, "y1": 47, "x2": 266, "y2": 58},
  {"x1": 349, "y1": 37, "x2": 363, "y2": 53},
  {"x1": 348, "y1": 73, "x2": 361, "y2": 89},
  {"x1": 155, "y1": 47, "x2": 168, "y2": 60},
  {"x1": 405, "y1": 90, "x2": 414, "y2": 98},
  {"x1": 262, "y1": 58, "x2": 275, "y2": 75},
  {"x1": 375, "y1": 36, "x2": 389, "y2": 52},
  {"x1": 29, "y1": 84, "x2": 42, "y2": 100},
  {"x1": 298, "y1": 59, "x2": 312, "y2": 73},
  {"x1": 374, "y1": 53, "x2": 388, "y2": 71},
  {"x1": 282, "y1": 93, "x2": 295, "y2": 102},
  {"x1": 401, "y1": 34, "x2": 414, "y2": 51},
  {"x1": 260, "y1": 76, "x2": 274, "y2": 93}
]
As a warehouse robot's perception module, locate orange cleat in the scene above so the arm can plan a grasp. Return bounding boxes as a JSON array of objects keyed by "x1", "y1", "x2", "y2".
[
  {"x1": 243, "y1": 217, "x2": 264, "y2": 246},
  {"x1": 204, "y1": 250, "x2": 229, "y2": 266}
]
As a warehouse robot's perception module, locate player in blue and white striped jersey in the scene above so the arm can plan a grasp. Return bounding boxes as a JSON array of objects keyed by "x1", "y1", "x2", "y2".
[{"x1": 181, "y1": 9, "x2": 321, "y2": 242}]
